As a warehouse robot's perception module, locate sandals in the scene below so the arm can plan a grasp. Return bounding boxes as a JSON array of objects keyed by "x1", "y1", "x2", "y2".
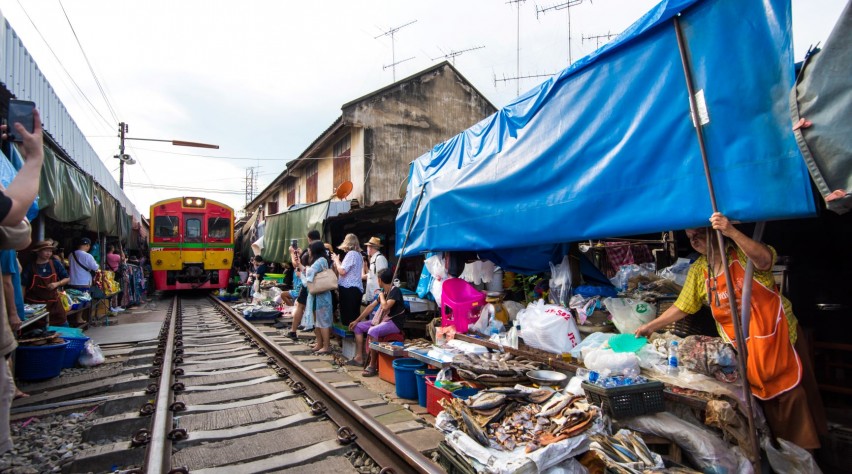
[
  {"x1": 286, "y1": 331, "x2": 298, "y2": 341},
  {"x1": 314, "y1": 349, "x2": 332, "y2": 355},
  {"x1": 362, "y1": 367, "x2": 378, "y2": 377},
  {"x1": 345, "y1": 359, "x2": 363, "y2": 367}
]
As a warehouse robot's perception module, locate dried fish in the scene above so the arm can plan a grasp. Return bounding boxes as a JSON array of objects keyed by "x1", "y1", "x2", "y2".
[{"x1": 467, "y1": 392, "x2": 507, "y2": 410}]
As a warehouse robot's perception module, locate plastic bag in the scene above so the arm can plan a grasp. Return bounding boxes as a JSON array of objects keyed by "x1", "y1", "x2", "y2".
[
  {"x1": 583, "y1": 348, "x2": 640, "y2": 375},
  {"x1": 658, "y1": 258, "x2": 692, "y2": 286},
  {"x1": 415, "y1": 253, "x2": 435, "y2": 298},
  {"x1": 425, "y1": 254, "x2": 448, "y2": 305},
  {"x1": 518, "y1": 300, "x2": 582, "y2": 353},
  {"x1": 603, "y1": 298, "x2": 656, "y2": 335},
  {"x1": 549, "y1": 255, "x2": 573, "y2": 306},
  {"x1": 502, "y1": 300, "x2": 525, "y2": 322},
  {"x1": 609, "y1": 263, "x2": 655, "y2": 291},
  {"x1": 78, "y1": 340, "x2": 105, "y2": 367},
  {"x1": 569, "y1": 331, "x2": 614, "y2": 362},
  {"x1": 764, "y1": 438, "x2": 822, "y2": 474}
]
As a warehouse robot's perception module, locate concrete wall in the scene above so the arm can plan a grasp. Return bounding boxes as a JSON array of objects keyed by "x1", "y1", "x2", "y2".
[{"x1": 343, "y1": 64, "x2": 495, "y2": 205}]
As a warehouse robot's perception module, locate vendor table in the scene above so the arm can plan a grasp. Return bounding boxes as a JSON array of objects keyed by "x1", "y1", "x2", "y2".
[
  {"x1": 407, "y1": 348, "x2": 453, "y2": 369},
  {"x1": 454, "y1": 333, "x2": 708, "y2": 411},
  {"x1": 20, "y1": 310, "x2": 48, "y2": 330},
  {"x1": 369, "y1": 342, "x2": 407, "y2": 358}
]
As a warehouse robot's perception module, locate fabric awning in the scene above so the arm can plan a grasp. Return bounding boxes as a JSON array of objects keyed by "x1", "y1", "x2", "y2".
[
  {"x1": 262, "y1": 200, "x2": 330, "y2": 264},
  {"x1": 396, "y1": 0, "x2": 816, "y2": 273}
]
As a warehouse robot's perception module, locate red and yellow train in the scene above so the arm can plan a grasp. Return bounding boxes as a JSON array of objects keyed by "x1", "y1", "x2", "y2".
[{"x1": 149, "y1": 197, "x2": 234, "y2": 291}]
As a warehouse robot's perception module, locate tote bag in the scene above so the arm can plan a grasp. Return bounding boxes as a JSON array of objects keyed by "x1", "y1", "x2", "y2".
[{"x1": 306, "y1": 268, "x2": 338, "y2": 295}]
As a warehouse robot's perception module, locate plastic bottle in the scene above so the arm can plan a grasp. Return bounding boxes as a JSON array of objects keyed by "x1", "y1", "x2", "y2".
[
  {"x1": 667, "y1": 340, "x2": 680, "y2": 376},
  {"x1": 506, "y1": 320, "x2": 519, "y2": 349}
]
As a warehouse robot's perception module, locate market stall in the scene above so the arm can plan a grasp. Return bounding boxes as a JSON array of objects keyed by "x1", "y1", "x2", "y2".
[{"x1": 389, "y1": 0, "x2": 827, "y2": 471}]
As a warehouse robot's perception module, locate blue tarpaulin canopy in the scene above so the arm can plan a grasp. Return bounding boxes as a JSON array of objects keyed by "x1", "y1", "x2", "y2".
[{"x1": 395, "y1": 0, "x2": 816, "y2": 273}]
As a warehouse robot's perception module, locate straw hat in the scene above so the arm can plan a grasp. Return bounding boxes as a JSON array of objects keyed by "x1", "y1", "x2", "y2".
[
  {"x1": 364, "y1": 236, "x2": 382, "y2": 248},
  {"x1": 31, "y1": 239, "x2": 58, "y2": 253},
  {"x1": 338, "y1": 233, "x2": 361, "y2": 252}
]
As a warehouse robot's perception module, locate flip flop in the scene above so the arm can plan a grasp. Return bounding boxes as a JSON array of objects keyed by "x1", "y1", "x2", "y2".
[
  {"x1": 345, "y1": 359, "x2": 363, "y2": 367},
  {"x1": 314, "y1": 350, "x2": 332, "y2": 355},
  {"x1": 361, "y1": 368, "x2": 378, "y2": 377}
]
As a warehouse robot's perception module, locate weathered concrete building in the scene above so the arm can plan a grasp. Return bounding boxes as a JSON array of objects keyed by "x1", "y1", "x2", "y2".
[{"x1": 246, "y1": 61, "x2": 496, "y2": 224}]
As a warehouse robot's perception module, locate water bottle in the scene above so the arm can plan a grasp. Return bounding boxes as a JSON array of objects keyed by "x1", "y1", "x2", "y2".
[{"x1": 667, "y1": 341, "x2": 680, "y2": 376}]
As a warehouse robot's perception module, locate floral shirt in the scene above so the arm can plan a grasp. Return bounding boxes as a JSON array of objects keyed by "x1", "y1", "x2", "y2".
[{"x1": 338, "y1": 250, "x2": 364, "y2": 291}]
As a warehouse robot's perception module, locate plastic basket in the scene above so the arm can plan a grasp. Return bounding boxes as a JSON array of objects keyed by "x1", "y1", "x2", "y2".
[
  {"x1": 61, "y1": 335, "x2": 90, "y2": 369},
  {"x1": 15, "y1": 341, "x2": 69, "y2": 381},
  {"x1": 425, "y1": 375, "x2": 458, "y2": 417},
  {"x1": 582, "y1": 380, "x2": 665, "y2": 419}
]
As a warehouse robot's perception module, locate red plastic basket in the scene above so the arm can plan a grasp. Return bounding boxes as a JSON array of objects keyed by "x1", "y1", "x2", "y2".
[{"x1": 425, "y1": 375, "x2": 456, "y2": 417}]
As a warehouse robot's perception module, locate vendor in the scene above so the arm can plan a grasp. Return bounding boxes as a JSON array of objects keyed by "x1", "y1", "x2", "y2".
[
  {"x1": 355, "y1": 268, "x2": 408, "y2": 377},
  {"x1": 22, "y1": 239, "x2": 70, "y2": 326},
  {"x1": 635, "y1": 212, "x2": 826, "y2": 450}
]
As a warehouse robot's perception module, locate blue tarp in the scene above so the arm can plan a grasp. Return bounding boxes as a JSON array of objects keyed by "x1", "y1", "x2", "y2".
[{"x1": 395, "y1": 0, "x2": 816, "y2": 273}]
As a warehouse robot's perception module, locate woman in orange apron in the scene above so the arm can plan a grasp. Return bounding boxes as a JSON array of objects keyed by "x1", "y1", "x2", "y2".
[
  {"x1": 636, "y1": 213, "x2": 824, "y2": 450},
  {"x1": 22, "y1": 240, "x2": 70, "y2": 327}
]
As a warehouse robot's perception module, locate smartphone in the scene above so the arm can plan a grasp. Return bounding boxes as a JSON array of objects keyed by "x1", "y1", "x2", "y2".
[
  {"x1": 6, "y1": 100, "x2": 36, "y2": 142},
  {"x1": 290, "y1": 239, "x2": 298, "y2": 249}
]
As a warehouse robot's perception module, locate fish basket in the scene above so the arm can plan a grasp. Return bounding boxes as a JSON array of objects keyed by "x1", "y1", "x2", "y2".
[
  {"x1": 655, "y1": 298, "x2": 718, "y2": 337},
  {"x1": 582, "y1": 381, "x2": 665, "y2": 419}
]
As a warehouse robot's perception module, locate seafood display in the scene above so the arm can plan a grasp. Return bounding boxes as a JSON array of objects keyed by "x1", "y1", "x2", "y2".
[
  {"x1": 440, "y1": 389, "x2": 598, "y2": 453},
  {"x1": 452, "y1": 352, "x2": 544, "y2": 386},
  {"x1": 583, "y1": 430, "x2": 686, "y2": 473}
]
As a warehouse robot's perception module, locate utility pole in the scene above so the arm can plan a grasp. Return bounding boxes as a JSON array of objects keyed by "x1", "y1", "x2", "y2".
[
  {"x1": 536, "y1": 0, "x2": 587, "y2": 65},
  {"x1": 116, "y1": 122, "x2": 219, "y2": 189},
  {"x1": 245, "y1": 167, "x2": 256, "y2": 210},
  {"x1": 432, "y1": 45, "x2": 485, "y2": 66},
  {"x1": 375, "y1": 20, "x2": 417, "y2": 82}
]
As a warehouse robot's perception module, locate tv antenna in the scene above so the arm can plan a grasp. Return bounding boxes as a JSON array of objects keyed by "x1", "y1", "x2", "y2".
[
  {"x1": 536, "y1": 0, "x2": 588, "y2": 65},
  {"x1": 432, "y1": 45, "x2": 485, "y2": 66},
  {"x1": 506, "y1": 0, "x2": 527, "y2": 96},
  {"x1": 582, "y1": 31, "x2": 618, "y2": 49},
  {"x1": 375, "y1": 20, "x2": 417, "y2": 81},
  {"x1": 494, "y1": 71, "x2": 558, "y2": 89}
]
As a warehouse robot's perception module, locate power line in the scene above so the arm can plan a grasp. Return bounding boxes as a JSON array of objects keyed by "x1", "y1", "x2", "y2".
[
  {"x1": 13, "y1": 0, "x2": 115, "y2": 132},
  {"x1": 128, "y1": 145, "x2": 374, "y2": 163},
  {"x1": 57, "y1": 0, "x2": 119, "y2": 124},
  {"x1": 124, "y1": 182, "x2": 244, "y2": 195}
]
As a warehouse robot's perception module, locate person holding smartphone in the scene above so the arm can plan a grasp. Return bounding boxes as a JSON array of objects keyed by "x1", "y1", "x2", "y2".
[{"x1": 1, "y1": 104, "x2": 45, "y2": 455}]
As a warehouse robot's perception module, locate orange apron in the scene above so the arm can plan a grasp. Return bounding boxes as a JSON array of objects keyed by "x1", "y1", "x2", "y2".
[
  {"x1": 706, "y1": 250, "x2": 801, "y2": 400},
  {"x1": 25, "y1": 260, "x2": 68, "y2": 326}
]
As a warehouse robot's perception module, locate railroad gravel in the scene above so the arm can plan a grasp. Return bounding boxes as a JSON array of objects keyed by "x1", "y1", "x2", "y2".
[{"x1": 1, "y1": 407, "x2": 119, "y2": 474}]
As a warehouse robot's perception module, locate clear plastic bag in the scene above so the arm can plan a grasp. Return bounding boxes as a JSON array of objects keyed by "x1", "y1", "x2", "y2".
[
  {"x1": 763, "y1": 438, "x2": 822, "y2": 474},
  {"x1": 518, "y1": 300, "x2": 582, "y2": 353},
  {"x1": 78, "y1": 340, "x2": 105, "y2": 367},
  {"x1": 549, "y1": 255, "x2": 573, "y2": 306},
  {"x1": 603, "y1": 297, "x2": 656, "y2": 335}
]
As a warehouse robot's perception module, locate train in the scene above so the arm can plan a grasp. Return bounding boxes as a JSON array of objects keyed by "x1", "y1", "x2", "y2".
[{"x1": 149, "y1": 197, "x2": 234, "y2": 291}]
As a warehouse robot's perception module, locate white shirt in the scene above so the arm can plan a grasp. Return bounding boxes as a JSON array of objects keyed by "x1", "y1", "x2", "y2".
[{"x1": 69, "y1": 249, "x2": 98, "y2": 286}]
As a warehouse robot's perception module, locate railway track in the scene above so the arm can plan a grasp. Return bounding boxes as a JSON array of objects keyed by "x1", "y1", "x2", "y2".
[{"x1": 11, "y1": 295, "x2": 442, "y2": 474}]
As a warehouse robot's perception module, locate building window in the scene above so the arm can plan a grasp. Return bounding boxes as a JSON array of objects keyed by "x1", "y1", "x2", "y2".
[
  {"x1": 267, "y1": 194, "x2": 279, "y2": 215},
  {"x1": 333, "y1": 134, "x2": 351, "y2": 189},
  {"x1": 306, "y1": 162, "x2": 318, "y2": 203},
  {"x1": 286, "y1": 182, "x2": 296, "y2": 208}
]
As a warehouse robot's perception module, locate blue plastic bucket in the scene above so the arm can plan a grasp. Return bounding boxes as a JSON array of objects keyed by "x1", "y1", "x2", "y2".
[
  {"x1": 15, "y1": 341, "x2": 69, "y2": 381},
  {"x1": 392, "y1": 358, "x2": 426, "y2": 400},
  {"x1": 414, "y1": 368, "x2": 440, "y2": 407},
  {"x1": 451, "y1": 387, "x2": 480, "y2": 401}
]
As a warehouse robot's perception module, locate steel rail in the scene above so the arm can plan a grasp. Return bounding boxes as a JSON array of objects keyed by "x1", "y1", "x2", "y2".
[
  {"x1": 210, "y1": 296, "x2": 442, "y2": 474},
  {"x1": 144, "y1": 296, "x2": 179, "y2": 474}
]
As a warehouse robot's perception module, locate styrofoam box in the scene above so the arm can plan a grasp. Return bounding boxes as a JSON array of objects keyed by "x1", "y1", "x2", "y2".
[{"x1": 404, "y1": 295, "x2": 437, "y2": 313}]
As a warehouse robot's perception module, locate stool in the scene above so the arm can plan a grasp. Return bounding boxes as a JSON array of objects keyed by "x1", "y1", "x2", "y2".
[{"x1": 378, "y1": 333, "x2": 405, "y2": 344}]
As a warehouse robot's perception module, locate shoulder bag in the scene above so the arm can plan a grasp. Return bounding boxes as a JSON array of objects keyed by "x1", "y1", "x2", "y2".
[
  {"x1": 306, "y1": 265, "x2": 338, "y2": 295},
  {"x1": 73, "y1": 250, "x2": 98, "y2": 278}
]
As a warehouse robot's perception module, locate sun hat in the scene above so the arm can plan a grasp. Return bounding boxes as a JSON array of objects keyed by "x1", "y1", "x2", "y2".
[
  {"x1": 364, "y1": 236, "x2": 382, "y2": 248},
  {"x1": 338, "y1": 233, "x2": 362, "y2": 252},
  {"x1": 31, "y1": 239, "x2": 58, "y2": 252}
]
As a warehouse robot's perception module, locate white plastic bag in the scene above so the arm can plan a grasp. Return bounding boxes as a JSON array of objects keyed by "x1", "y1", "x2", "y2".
[
  {"x1": 518, "y1": 300, "x2": 582, "y2": 353},
  {"x1": 78, "y1": 340, "x2": 105, "y2": 367},
  {"x1": 658, "y1": 258, "x2": 692, "y2": 286},
  {"x1": 583, "y1": 348, "x2": 640, "y2": 375},
  {"x1": 603, "y1": 297, "x2": 656, "y2": 335},
  {"x1": 549, "y1": 255, "x2": 573, "y2": 306},
  {"x1": 425, "y1": 254, "x2": 448, "y2": 305},
  {"x1": 764, "y1": 438, "x2": 822, "y2": 474}
]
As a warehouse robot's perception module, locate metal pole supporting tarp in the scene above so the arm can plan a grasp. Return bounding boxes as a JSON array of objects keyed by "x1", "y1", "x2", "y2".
[
  {"x1": 391, "y1": 185, "x2": 428, "y2": 285},
  {"x1": 673, "y1": 14, "x2": 761, "y2": 467},
  {"x1": 740, "y1": 222, "x2": 766, "y2": 340}
]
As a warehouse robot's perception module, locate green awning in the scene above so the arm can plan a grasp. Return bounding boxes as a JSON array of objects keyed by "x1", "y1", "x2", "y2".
[
  {"x1": 38, "y1": 148, "x2": 94, "y2": 222},
  {"x1": 262, "y1": 200, "x2": 329, "y2": 264}
]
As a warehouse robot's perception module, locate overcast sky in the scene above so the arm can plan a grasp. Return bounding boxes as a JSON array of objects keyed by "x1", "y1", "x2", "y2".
[{"x1": 0, "y1": 0, "x2": 845, "y2": 216}]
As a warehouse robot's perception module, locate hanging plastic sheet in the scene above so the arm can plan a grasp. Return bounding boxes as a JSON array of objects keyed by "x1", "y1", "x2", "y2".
[{"x1": 396, "y1": 0, "x2": 815, "y2": 272}]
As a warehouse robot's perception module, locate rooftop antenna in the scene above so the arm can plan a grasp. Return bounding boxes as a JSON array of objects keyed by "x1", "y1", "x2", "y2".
[
  {"x1": 582, "y1": 30, "x2": 618, "y2": 49},
  {"x1": 375, "y1": 20, "x2": 417, "y2": 81},
  {"x1": 536, "y1": 0, "x2": 587, "y2": 65},
  {"x1": 431, "y1": 45, "x2": 485, "y2": 66},
  {"x1": 506, "y1": 0, "x2": 527, "y2": 96},
  {"x1": 494, "y1": 71, "x2": 558, "y2": 90}
]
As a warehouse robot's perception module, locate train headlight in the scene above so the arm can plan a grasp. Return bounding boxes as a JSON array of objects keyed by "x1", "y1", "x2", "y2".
[
  {"x1": 185, "y1": 198, "x2": 192, "y2": 205},
  {"x1": 195, "y1": 198, "x2": 203, "y2": 205}
]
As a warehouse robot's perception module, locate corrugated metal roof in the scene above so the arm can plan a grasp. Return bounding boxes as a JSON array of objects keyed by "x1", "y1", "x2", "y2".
[{"x1": 0, "y1": 10, "x2": 139, "y2": 221}]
